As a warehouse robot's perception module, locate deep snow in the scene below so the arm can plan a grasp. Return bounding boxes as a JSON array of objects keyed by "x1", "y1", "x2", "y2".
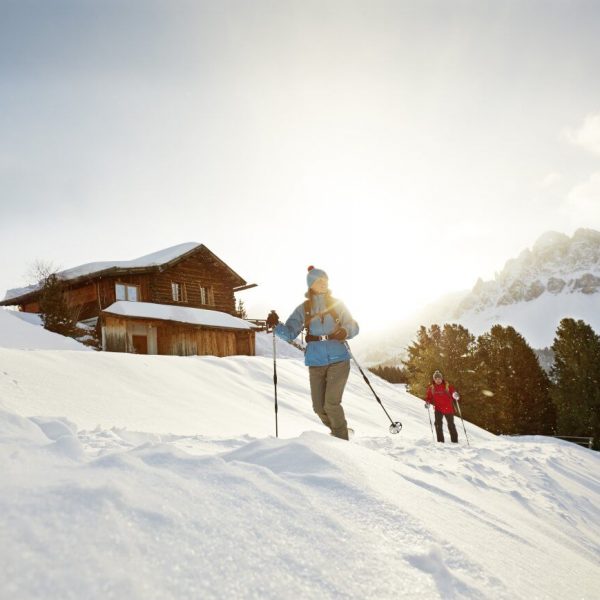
[
  {"x1": 0, "y1": 308, "x2": 89, "y2": 351},
  {"x1": 455, "y1": 290, "x2": 600, "y2": 348},
  {"x1": 0, "y1": 318, "x2": 599, "y2": 599}
]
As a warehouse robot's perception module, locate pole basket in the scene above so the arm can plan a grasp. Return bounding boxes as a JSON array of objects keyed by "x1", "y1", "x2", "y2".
[{"x1": 389, "y1": 421, "x2": 403, "y2": 434}]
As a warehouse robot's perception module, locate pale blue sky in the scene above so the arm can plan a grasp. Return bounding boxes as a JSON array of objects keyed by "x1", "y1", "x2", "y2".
[{"x1": 1, "y1": 0, "x2": 599, "y2": 329}]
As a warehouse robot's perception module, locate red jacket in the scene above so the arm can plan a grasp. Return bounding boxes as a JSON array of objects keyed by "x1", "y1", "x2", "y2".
[{"x1": 426, "y1": 381, "x2": 456, "y2": 414}]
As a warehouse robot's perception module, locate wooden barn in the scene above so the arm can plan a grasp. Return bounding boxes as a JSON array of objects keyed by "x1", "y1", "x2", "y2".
[
  {"x1": 1, "y1": 243, "x2": 257, "y2": 357},
  {"x1": 101, "y1": 302, "x2": 255, "y2": 357}
]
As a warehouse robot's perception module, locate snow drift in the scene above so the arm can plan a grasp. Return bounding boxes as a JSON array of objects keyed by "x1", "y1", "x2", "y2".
[
  {"x1": 0, "y1": 333, "x2": 599, "y2": 599},
  {"x1": 0, "y1": 308, "x2": 89, "y2": 351}
]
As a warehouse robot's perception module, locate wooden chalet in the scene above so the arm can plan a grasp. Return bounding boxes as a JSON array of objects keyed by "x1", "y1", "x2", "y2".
[{"x1": 1, "y1": 243, "x2": 257, "y2": 357}]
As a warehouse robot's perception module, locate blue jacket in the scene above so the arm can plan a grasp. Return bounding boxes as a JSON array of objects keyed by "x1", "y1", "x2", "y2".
[{"x1": 275, "y1": 294, "x2": 359, "y2": 366}]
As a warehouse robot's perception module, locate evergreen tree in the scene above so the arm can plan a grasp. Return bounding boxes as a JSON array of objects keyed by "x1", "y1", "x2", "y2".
[
  {"x1": 235, "y1": 299, "x2": 248, "y2": 319},
  {"x1": 403, "y1": 325, "x2": 443, "y2": 399},
  {"x1": 476, "y1": 325, "x2": 555, "y2": 435},
  {"x1": 551, "y1": 319, "x2": 600, "y2": 449},
  {"x1": 38, "y1": 274, "x2": 79, "y2": 337},
  {"x1": 403, "y1": 323, "x2": 479, "y2": 406},
  {"x1": 369, "y1": 365, "x2": 409, "y2": 384},
  {"x1": 437, "y1": 323, "x2": 480, "y2": 410}
]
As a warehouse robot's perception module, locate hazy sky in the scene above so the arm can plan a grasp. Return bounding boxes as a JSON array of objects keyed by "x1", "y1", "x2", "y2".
[{"x1": 1, "y1": 0, "x2": 599, "y2": 330}]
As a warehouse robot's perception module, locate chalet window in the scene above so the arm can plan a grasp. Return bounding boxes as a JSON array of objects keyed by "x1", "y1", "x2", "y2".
[
  {"x1": 115, "y1": 283, "x2": 139, "y2": 302},
  {"x1": 200, "y1": 285, "x2": 215, "y2": 306},
  {"x1": 171, "y1": 282, "x2": 187, "y2": 302}
]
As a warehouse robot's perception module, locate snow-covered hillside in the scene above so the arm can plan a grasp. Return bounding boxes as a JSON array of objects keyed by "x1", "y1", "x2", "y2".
[
  {"x1": 0, "y1": 308, "x2": 89, "y2": 351},
  {"x1": 1, "y1": 334, "x2": 599, "y2": 599}
]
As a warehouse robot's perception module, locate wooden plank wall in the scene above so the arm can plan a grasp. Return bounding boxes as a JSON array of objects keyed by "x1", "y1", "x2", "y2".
[
  {"x1": 62, "y1": 274, "x2": 152, "y2": 320},
  {"x1": 150, "y1": 249, "x2": 236, "y2": 314},
  {"x1": 22, "y1": 247, "x2": 241, "y2": 320},
  {"x1": 102, "y1": 315, "x2": 255, "y2": 357},
  {"x1": 97, "y1": 275, "x2": 152, "y2": 310},
  {"x1": 157, "y1": 326, "x2": 238, "y2": 357},
  {"x1": 102, "y1": 315, "x2": 129, "y2": 352}
]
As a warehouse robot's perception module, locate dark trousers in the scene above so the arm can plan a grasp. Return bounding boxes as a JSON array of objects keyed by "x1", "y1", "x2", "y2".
[
  {"x1": 435, "y1": 410, "x2": 458, "y2": 443},
  {"x1": 308, "y1": 360, "x2": 350, "y2": 440}
]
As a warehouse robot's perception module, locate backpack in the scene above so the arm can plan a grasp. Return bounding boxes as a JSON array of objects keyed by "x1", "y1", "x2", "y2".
[
  {"x1": 429, "y1": 382, "x2": 450, "y2": 395},
  {"x1": 303, "y1": 294, "x2": 341, "y2": 334}
]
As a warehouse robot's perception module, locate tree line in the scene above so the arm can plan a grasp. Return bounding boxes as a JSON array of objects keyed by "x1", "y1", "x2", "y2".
[{"x1": 373, "y1": 320, "x2": 600, "y2": 449}]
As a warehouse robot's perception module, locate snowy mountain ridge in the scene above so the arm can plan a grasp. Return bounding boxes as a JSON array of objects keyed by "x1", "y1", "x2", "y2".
[
  {"x1": 355, "y1": 229, "x2": 600, "y2": 364},
  {"x1": 455, "y1": 228, "x2": 600, "y2": 316}
]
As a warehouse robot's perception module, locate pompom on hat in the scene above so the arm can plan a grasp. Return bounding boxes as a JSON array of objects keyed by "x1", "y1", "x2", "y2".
[
  {"x1": 306, "y1": 265, "x2": 328, "y2": 289},
  {"x1": 433, "y1": 370, "x2": 443, "y2": 380}
]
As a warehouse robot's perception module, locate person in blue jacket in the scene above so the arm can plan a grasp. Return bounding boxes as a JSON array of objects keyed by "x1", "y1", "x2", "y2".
[{"x1": 271, "y1": 266, "x2": 359, "y2": 440}]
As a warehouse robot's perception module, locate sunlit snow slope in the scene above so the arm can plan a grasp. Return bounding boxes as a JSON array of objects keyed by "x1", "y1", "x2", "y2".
[{"x1": 0, "y1": 327, "x2": 599, "y2": 599}]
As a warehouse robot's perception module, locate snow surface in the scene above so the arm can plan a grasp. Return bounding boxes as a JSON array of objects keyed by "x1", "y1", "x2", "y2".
[
  {"x1": 454, "y1": 291, "x2": 600, "y2": 348},
  {"x1": 0, "y1": 333, "x2": 599, "y2": 598},
  {"x1": 255, "y1": 329, "x2": 306, "y2": 359},
  {"x1": 103, "y1": 301, "x2": 256, "y2": 330},
  {"x1": 0, "y1": 308, "x2": 89, "y2": 351},
  {"x1": 3, "y1": 242, "x2": 200, "y2": 301}
]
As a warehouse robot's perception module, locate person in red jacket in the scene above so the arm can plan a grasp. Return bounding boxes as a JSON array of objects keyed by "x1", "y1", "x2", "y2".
[{"x1": 425, "y1": 370, "x2": 459, "y2": 443}]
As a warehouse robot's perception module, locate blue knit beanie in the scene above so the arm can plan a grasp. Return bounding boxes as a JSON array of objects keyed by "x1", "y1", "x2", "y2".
[{"x1": 307, "y1": 265, "x2": 328, "y2": 289}]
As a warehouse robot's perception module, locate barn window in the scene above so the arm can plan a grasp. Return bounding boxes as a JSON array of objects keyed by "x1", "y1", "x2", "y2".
[
  {"x1": 115, "y1": 283, "x2": 139, "y2": 302},
  {"x1": 172, "y1": 282, "x2": 187, "y2": 302},
  {"x1": 200, "y1": 285, "x2": 215, "y2": 306}
]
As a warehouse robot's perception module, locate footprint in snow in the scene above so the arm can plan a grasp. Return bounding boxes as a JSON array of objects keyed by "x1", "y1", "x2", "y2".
[{"x1": 406, "y1": 546, "x2": 488, "y2": 599}]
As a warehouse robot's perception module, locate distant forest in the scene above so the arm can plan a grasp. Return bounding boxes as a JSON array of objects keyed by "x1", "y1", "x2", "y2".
[
  {"x1": 368, "y1": 365, "x2": 408, "y2": 384},
  {"x1": 371, "y1": 319, "x2": 600, "y2": 450}
]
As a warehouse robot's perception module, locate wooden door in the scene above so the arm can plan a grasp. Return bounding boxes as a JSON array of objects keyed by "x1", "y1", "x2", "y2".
[{"x1": 131, "y1": 335, "x2": 148, "y2": 354}]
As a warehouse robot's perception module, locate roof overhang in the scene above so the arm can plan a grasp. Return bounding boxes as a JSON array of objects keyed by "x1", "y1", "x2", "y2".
[{"x1": 1, "y1": 244, "x2": 249, "y2": 306}]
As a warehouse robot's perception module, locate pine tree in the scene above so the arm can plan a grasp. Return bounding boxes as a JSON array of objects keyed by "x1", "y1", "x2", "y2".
[
  {"x1": 437, "y1": 323, "x2": 480, "y2": 412},
  {"x1": 236, "y1": 299, "x2": 248, "y2": 319},
  {"x1": 403, "y1": 325, "x2": 443, "y2": 399},
  {"x1": 551, "y1": 319, "x2": 600, "y2": 449},
  {"x1": 38, "y1": 274, "x2": 79, "y2": 337},
  {"x1": 403, "y1": 323, "x2": 479, "y2": 405},
  {"x1": 369, "y1": 365, "x2": 409, "y2": 384},
  {"x1": 476, "y1": 325, "x2": 555, "y2": 435}
]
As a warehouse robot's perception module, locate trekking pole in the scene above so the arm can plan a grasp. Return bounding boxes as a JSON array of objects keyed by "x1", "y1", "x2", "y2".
[
  {"x1": 344, "y1": 342, "x2": 402, "y2": 434},
  {"x1": 425, "y1": 402, "x2": 435, "y2": 442},
  {"x1": 266, "y1": 311, "x2": 280, "y2": 438},
  {"x1": 454, "y1": 397, "x2": 470, "y2": 447},
  {"x1": 272, "y1": 329, "x2": 279, "y2": 438}
]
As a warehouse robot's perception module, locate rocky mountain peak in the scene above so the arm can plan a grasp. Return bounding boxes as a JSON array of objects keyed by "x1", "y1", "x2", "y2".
[
  {"x1": 532, "y1": 231, "x2": 570, "y2": 253},
  {"x1": 455, "y1": 229, "x2": 600, "y2": 316}
]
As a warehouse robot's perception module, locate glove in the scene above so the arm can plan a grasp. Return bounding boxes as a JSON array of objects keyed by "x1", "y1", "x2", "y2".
[
  {"x1": 266, "y1": 310, "x2": 280, "y2": 329},
  {"x1": 328, "y1": 328, "x2": 347, "y2": 341},
  {"x1": 452, "y1": 391, "x2": 460, "y2": 401}
]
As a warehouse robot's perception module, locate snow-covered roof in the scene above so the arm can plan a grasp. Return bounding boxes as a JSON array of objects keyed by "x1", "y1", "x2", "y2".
[
  {"x1": 102, "y1": 301, "x2": 256, "y2": 331},
  {"x1": 2, "y1": 243, "x2": 246, "y2": 303},
  {"x1": 58, "y1": 242, "x2": 201, "y2": 281}
]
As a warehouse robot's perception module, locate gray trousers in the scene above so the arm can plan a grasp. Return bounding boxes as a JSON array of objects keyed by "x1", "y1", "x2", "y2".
[{"x1": 308, "y1": 360, "x2": 350, "y2": 440}]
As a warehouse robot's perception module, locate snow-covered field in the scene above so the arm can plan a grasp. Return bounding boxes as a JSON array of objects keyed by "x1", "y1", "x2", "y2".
[
  {"x1": 455, "y1": 291, "x2": 600, "y2": 349},
  {"x1": 0, "y1": 308, "x2": 89, "y2": 351},
  {"x1": 1, "y1": 313, "x2": 599, "y2": 599}
]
